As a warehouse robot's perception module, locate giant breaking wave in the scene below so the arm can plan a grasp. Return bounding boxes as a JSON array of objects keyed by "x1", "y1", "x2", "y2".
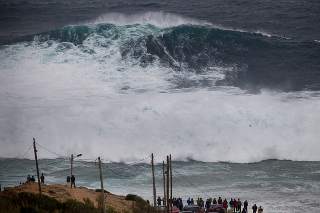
[{"x1": 1, "y1": 12, "x2": 320, "y2": 163}]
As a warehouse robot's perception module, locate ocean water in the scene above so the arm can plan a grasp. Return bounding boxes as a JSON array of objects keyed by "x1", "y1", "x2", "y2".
[{"x1": 1, "y1": 0, "x2": 320, "y2": 212}]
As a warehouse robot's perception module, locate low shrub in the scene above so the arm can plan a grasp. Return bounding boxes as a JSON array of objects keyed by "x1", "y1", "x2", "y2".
[
  {"x1": 95, "y1": 189, "x2": 109, "y2": 193},
  {"x1": 129, "y1": 197, "x2": 158, "y2": 213},
  {"x1": 125, "y1": 194, "x2": 143, "y2": 202},
  {"x1": 0, "y1": 192, "x2": 100, "y2": 213}
]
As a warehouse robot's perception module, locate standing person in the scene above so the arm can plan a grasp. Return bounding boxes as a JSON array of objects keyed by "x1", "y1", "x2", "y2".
[
  {"x1": 178, "y1": 198, "x2": 183, "y2": 211},
  {"x1": 196, "y1": 198, "x2": 200, "y2": 206},
  {"x1": 40, "y1": 173, "x2": 45, "y2": 183},
  {"x1": 218, "y1": 197, "x2": 222, "y2": 205},
  {"x1": 71, "y1": 175, "x2": 76, "y2": 188},
  {"x1": 67, "y1": 176, "x2": 71, "y2": 188},
  {"x1": 187, "y1": 197, "x2": 191, "y2": 205},
  {"x1": 213, "y1": 198, "x2": 217, "y2": 204},
  {"x1": 206, "y1": 199, "x2": 210, "y2": 211},
  {"x1": 237, "y1": 198, "x2": 242, "y2": 212},
  {"x1": 229, "y1": 198, "x2": 234, "y2": 211},
  {"x1": 244, "y1": 200, "x2": 248, "y2": 211},
  {"x1": 234, "y1": 199, "x2": 237, "y2": 212},
  {"x1": 199, "y1": 198, "x2": 204, "y2": 209},
  {"x1": 31, "y1": 176, "x2": 35, "y2": 182},
  {"x1": 252, "y1": 204, "x2": 257, "y2": 213},
  {"x1": 27, "y1": 175, "x2": 31, "y2": 182},
  {"x1": 157, "y1": 197, "x2": 162, "y2": 206},
  {"x1": 223, "y1": 199, "x2": 228, "y2": 211},
  {"x1": 258, "y1": 206, "x2": 263, "y2": 213},
  {"x1": 191, "y1": 198, "x2": 194, "y2": 205},
  {"x1": 175, "y1": 198, "x2": 179, "y2": 208}
]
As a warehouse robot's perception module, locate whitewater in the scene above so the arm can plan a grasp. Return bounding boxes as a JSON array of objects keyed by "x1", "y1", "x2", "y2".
[
  {"x1": 1, "y1": 13, "x2": 319, "y2": 163},
  {"x1": 1, "y1": 1, "x2": 320, "y2": 212}
]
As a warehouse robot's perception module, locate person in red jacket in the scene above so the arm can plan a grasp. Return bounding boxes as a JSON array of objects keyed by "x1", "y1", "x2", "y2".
[
  {"x1": 234, "y1": 199, "x2": 237, "y2": 212},
  {"x1": 222, "y1": 199, "x2": 228, "y2": 210}
]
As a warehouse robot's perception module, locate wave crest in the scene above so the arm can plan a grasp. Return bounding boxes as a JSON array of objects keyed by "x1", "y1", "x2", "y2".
[{"x1": 92, "y1": 11, "x2": 211, "y2": 28}]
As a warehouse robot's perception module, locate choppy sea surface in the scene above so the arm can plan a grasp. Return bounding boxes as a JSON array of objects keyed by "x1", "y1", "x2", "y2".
[
  {"x1": 1, "y1": 157, "x2": 320, "y2": 213},
  {"x1": 1, "y1": 0, "x2": 320, "y2": 212}
]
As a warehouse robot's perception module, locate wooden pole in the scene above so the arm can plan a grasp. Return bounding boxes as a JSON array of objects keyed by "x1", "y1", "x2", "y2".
[
  {"x1": 33, "y1": 138, "x2": 41, "y2": 195},
  {"x1": 151, "y1": 153, "x2": 157, "y2": 209},
  {"x1": 98, "y1": 157, "x2": 106, "y2": 213},
  {"x1": 170, "y1": 154, "x2": 172, "y2": 213},
  {"x1": 166, "y1": 156, "x2": 169, "y2": 213},
  {"x1": 163, "y1": 161, "x2": 166, "y2": 210},
  {"x1": 71, "y1": 154, "x2": 73, "y2": 177}
]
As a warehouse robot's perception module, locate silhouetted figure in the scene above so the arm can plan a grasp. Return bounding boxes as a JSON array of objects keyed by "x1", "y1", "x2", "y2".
[
  {"x1": 229, "y1": 198, "x2": 234, "y2": 211},
  {"x1": 71, "y1": 175, "x2": 76, "y2": 188},
  {"x1": 213, "y1": 198, "x2": 217, "y2": 204},
  {"x1": 41, "y1": 173, "x2": 45, "y2": 183},
  {"x1": 252, "y1": 204, "x2": 257, "y2": 213},
  {"x1": 218, "y1": 197, "x2": 222, "y2": 205},
  {"x1": 244, "y1": 200, "x2": 248, "y2": 211},
  {"x1": 157, "y1": 197, "x2": 162, "y2": 206},
  {"x1": 178, "y1": 198, "x2": 183, "y2": 211}
]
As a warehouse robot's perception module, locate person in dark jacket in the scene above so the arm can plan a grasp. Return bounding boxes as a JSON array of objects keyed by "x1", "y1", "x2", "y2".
[
  {"x1": 213, "y1": 198, "x2": 217, "y2": 204},
  {"x1": 229, "y1": 198, "x2": 234, "y2": 211},
  {"x1": 205, "y1": 199, "x2": 210, "y2": 211},
  {"x1": 40, "y1": 173, "x2": 45, "y2": 183},
  {"x1": 157, "y1": 197, "x2": 162, "y2": 206},
  {"x1": 71, "y1": 175, "x2": 76, "y2": 188},
  {"x1": 178, "y1": 198, "x2": 183, "y2": 211},
  {"x1": 244, "y1": 200, "x2": 248, "y2": 211},
  {"x1": 218, "y1": 197, "x2": 222, "y2": 205},
  {"x1": 252, "y1": 204, "x2": 257, "y2": 213},
  {"x1": 173, "y1": 198, "x2": 178, "y2": 208}
]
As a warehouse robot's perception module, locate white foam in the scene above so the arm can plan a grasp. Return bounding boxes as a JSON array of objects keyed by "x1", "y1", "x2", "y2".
[
  {"x1": 91, "y1": 11, "x2": 211, "y2": 28},
  {"x1": 1, "y1": 25, "x2": 320, "y2": 163}
]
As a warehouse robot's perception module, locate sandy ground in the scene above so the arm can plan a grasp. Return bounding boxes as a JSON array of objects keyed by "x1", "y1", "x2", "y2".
[{"x1": 0, "y1": 182, "x2": 133, "y2": 212}]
